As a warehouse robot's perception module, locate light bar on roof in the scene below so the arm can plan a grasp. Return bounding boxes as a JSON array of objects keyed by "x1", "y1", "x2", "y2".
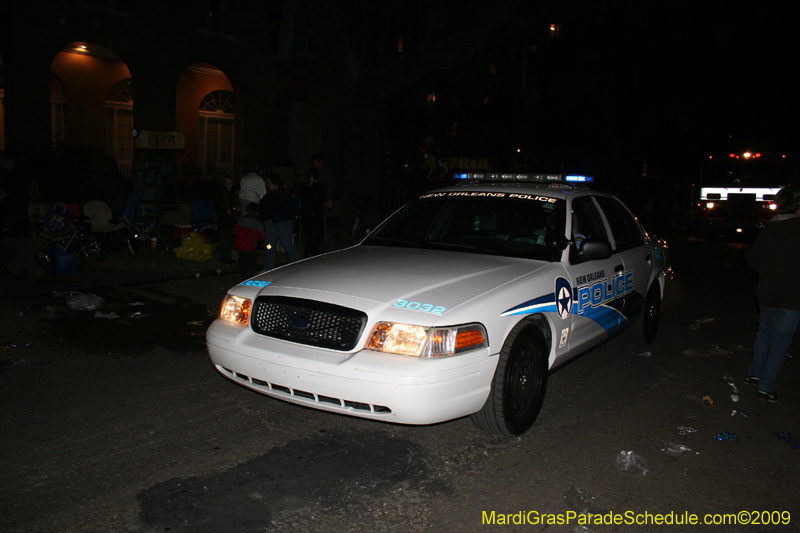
[{"x1": 455, "y1": 173, "x2": 593, "y2": 183}]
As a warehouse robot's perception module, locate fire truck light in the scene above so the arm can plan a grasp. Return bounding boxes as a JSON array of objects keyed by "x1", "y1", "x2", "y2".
[
  {"x1": 736, "y1": 228, "x2": 743, "y2": 233},
  {"x1": 706, "y1": 202, "x2": 715, "y2": 209},
  {"x1": 769, "y1": 204, "x2": 778, "y2": 210},
  {"x1": 743, "y1": 152, "x2": 752, "y2": 158},
  {"x1": 729, "y1": 154, "x2": 735, "y2": 158},
  {"x1": 755, "y1": 153, "x2": 761, "y2": 157}
]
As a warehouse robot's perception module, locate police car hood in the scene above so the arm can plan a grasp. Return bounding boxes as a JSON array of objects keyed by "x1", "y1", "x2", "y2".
[{"x1": 261, "y1": 245, "x2": 548, "y2": 312}]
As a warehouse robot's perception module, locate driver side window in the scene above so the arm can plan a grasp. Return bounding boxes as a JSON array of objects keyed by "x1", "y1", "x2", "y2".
[{"x1": 570, "y1": 198, "x2": 609, "y2": 262}]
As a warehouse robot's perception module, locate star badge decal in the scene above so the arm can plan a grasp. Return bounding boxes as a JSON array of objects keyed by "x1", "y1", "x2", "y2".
[{"x1": 555, "y1": 277, "x2": 573, "y2": 319}]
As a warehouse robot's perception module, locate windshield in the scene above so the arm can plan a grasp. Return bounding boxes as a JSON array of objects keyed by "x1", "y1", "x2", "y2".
[{"x1": 362, "y1": 192, "x2": 567, "y2": 261}]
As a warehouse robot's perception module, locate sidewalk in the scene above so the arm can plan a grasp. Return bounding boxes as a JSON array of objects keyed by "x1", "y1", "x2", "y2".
[{"x1": 0, "y1": 240, "x2": 240, "y2": 300}]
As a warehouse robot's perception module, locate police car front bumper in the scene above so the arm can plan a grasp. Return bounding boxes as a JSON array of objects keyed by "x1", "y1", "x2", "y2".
[{"x1": 206, "y1": 319, "x2": 499, "y2": 425}]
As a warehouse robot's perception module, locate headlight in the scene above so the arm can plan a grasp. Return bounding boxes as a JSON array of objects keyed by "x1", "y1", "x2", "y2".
[
  {"x1": 366, "y1": 322, "x2": 488, "y2": 357},
  {"x1": 219, "y1": 295, "x2": 251, "y2": 324}
]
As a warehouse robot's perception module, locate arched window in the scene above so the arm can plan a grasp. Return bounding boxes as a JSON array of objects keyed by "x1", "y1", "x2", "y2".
[
  {"x1": 199, "y1": 90, "x2": 235, "y2": 171},
  {"x1": 106, "y1": 78, "x2": 134, "y2": 164}
]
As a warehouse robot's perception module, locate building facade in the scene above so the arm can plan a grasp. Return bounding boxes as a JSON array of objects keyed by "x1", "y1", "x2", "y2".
[{"x1": 0, "y1": 0, "x2": 340, "y2": 194}]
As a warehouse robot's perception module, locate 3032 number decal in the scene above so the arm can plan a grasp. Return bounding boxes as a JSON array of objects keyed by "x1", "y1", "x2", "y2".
[{"x1": 394, "y1": 300, "x2": 446, "y2": 315}]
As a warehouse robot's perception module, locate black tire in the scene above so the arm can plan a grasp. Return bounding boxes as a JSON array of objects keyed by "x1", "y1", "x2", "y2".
[
  {"x1": 627, "y1": 283, "x2": 661, "y2": 345},
  {"x1": 471, "y1": 323, "x2": 548, "y2": 436}
]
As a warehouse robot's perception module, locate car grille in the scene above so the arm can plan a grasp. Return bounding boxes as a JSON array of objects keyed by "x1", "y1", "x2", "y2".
[{"x1": 250, "y1": 296, "x2": 367, "y2": 351}]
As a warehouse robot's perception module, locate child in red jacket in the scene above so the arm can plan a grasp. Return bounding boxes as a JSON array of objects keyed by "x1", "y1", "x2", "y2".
[{"x1": 233, "y1": 203, "x2": 264, "y2": 279}]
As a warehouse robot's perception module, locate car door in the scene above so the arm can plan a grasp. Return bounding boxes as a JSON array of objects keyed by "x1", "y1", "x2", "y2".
[
  {"x1": 593, "y1": 195, "x2": 654, "y2": 328},
  {"x1": 565, "y1": 196, "x2": 627, "y2": 354}
]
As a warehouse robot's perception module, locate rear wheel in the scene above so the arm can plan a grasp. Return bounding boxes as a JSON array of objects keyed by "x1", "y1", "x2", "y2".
[{"x1": 472, "y1": 323, "x2": 548, "y2": 436}]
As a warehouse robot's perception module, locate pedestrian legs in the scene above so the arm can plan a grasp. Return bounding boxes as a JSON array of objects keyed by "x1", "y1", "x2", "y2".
[{"x1": 748, "y1": 306, "x2": 800, "y2": 393}]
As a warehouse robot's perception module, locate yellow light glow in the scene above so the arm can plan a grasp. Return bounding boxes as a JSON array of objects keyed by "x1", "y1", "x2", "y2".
[
  {"x1": 219, "y1": 295, "x2": 251, "y2": 324},
  {"x1": 367, "y1": 323, "x2": 428, "y2": 356},
  {"x1": 706, "y1": 202, "x2": 715, "y2": 209},
  {"x1": 743, "y1": 152, "x2": 752, "y2": 158}
]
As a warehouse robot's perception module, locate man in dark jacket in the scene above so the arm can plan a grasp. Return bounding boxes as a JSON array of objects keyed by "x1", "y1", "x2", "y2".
[
  {"x1": 258, "y1": 173, "x2": 300, "y2": 271},
  {"x1": 744, "y1": 186, "x2": 800, "y2": 402}
]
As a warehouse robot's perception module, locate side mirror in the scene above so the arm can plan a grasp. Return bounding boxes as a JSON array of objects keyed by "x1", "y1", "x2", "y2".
[
  {"x1": 545, "y1": 231, "x2": 569, "y2": 251},
  {"x1": 572, "y1": 238, "x2": 613, "y2": 263}
]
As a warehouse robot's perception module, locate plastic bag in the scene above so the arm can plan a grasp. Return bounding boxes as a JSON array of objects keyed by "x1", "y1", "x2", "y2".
[
  {"x1": 563, "y1": 486, "x2": 605, "y2": 515},
  {"x1": 66, "y1": 293, "x2": 105, "y2": 311},
  {"x1": 655, "y1": 440, "x2": 692, "y2": 457},
  {"x1": 616, "y1": 451, "x2": 649, "y2": 475},
  {"x1": 174, "y1": 231, "x2": 218, "y2": 263}
]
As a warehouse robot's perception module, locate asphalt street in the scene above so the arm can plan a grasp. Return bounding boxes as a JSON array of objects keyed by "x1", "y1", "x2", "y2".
[{"x1": 1, "y1": 237, "x2": 798, "y2": 533}]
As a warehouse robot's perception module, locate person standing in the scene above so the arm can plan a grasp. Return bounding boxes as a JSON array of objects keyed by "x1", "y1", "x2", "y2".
[
  {"x1": 744, "y1": 186, "x2": 800, "y2": 402},
  {"x1": 238, "y1": 166, "x2": 266, "y2": 213},
  {"x1": 300, "y1": 167, "x2": 327, "y2": 257},
  {"x1": 215, "y1": 175, "x2": 238, "y2": 265},
  {"x1": 259, "y1": 173, "x2": 300, "y2": 271},
  {"x1": 233, "y1": 203, "x2": 263, "y2": 280}
]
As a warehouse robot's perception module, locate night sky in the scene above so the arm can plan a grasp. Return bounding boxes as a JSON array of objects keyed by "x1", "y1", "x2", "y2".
[{"x1": 386, "y1": 0, "x2": 799, "y2": 177}]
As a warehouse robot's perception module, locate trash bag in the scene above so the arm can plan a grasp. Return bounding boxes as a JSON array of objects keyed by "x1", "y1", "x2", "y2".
[
  {"x1": 66, "y1": 293, "x2": 105, "y2": 311},
  {"x1": 174, "y1": 231, "x2": 218, "y2": 263}
]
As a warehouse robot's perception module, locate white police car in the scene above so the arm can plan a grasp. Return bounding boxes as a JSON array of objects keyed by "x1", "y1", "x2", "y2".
[{"x1": 206, "y1": 174, "x2": 671, "y2": 436}]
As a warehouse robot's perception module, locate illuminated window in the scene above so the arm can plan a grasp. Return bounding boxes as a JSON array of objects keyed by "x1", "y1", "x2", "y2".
[
  {"x1": 199, "y1": 90, "x2": 235, "y2": 171},
  {"x1": 106, "y1": 78, "x2": 134, "y2": 164},
  {"x1": 549, "y1": 23, "x2": 561, "y2": 39}
]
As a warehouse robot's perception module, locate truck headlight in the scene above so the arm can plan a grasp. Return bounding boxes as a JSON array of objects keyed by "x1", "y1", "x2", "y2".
[
  {"x1": 219, "y1": 295, "x2": 251, "y2": 324},
  {"x1": 366, "y1": 322, "x2": 488, "y2": 357}
]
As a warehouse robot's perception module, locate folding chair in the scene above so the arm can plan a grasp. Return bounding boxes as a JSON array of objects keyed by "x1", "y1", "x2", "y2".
[
  {"x1": 191, "y1": 199, "x2": 217, "y2": 238},
  {"x1": 122, "y1": 192, "x2": 157, "y2": 243}
]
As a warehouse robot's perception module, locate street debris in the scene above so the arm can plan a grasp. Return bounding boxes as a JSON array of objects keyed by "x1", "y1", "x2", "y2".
[
  {"x1": 713, "y1": 431, "x2": 741, "y2": 442},
  {"x1": 66, "y1": 293, "x2": 105, "y2": 311},
  {"x1": 94, "y1": 311, "x2": 119, "y2": 319},
  {"x1": 616, "y1": 451, "x2": 649, "y2": 475},
  {"x1": 689, "y1": 317, "x2": 715, "y2": 330},
  {"x1": 776, "y1": 432, "x2": 799, "y2": 450},
  {"x1": 563, "y1": 486, "x2": 605, "y2": 515},
  {"x1": 677, "y1": 426, "x2": 697, "y2": 436},
  {"x1": 656, "y1": 440, "x2": 692, "y2": 458},
  {"x1": 708, "y1": 345, "x2": 732, "y2": 356},
  {"x1": 1, "y1": 341, "x2": 32, "y2": 353}
]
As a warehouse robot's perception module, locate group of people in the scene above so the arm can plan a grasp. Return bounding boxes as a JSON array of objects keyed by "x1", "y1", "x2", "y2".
[{"x1": 216, "y1": 154, "x2": 335, "y2": 279}]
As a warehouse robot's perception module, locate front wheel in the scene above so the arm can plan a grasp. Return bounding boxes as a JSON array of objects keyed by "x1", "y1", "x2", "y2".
[
  {"x1": 472, "y1": 323, "x2": 548, "y2": 436},
  {"x1": 626, "y1": 283, "x2": 661, "y2": 345}
]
